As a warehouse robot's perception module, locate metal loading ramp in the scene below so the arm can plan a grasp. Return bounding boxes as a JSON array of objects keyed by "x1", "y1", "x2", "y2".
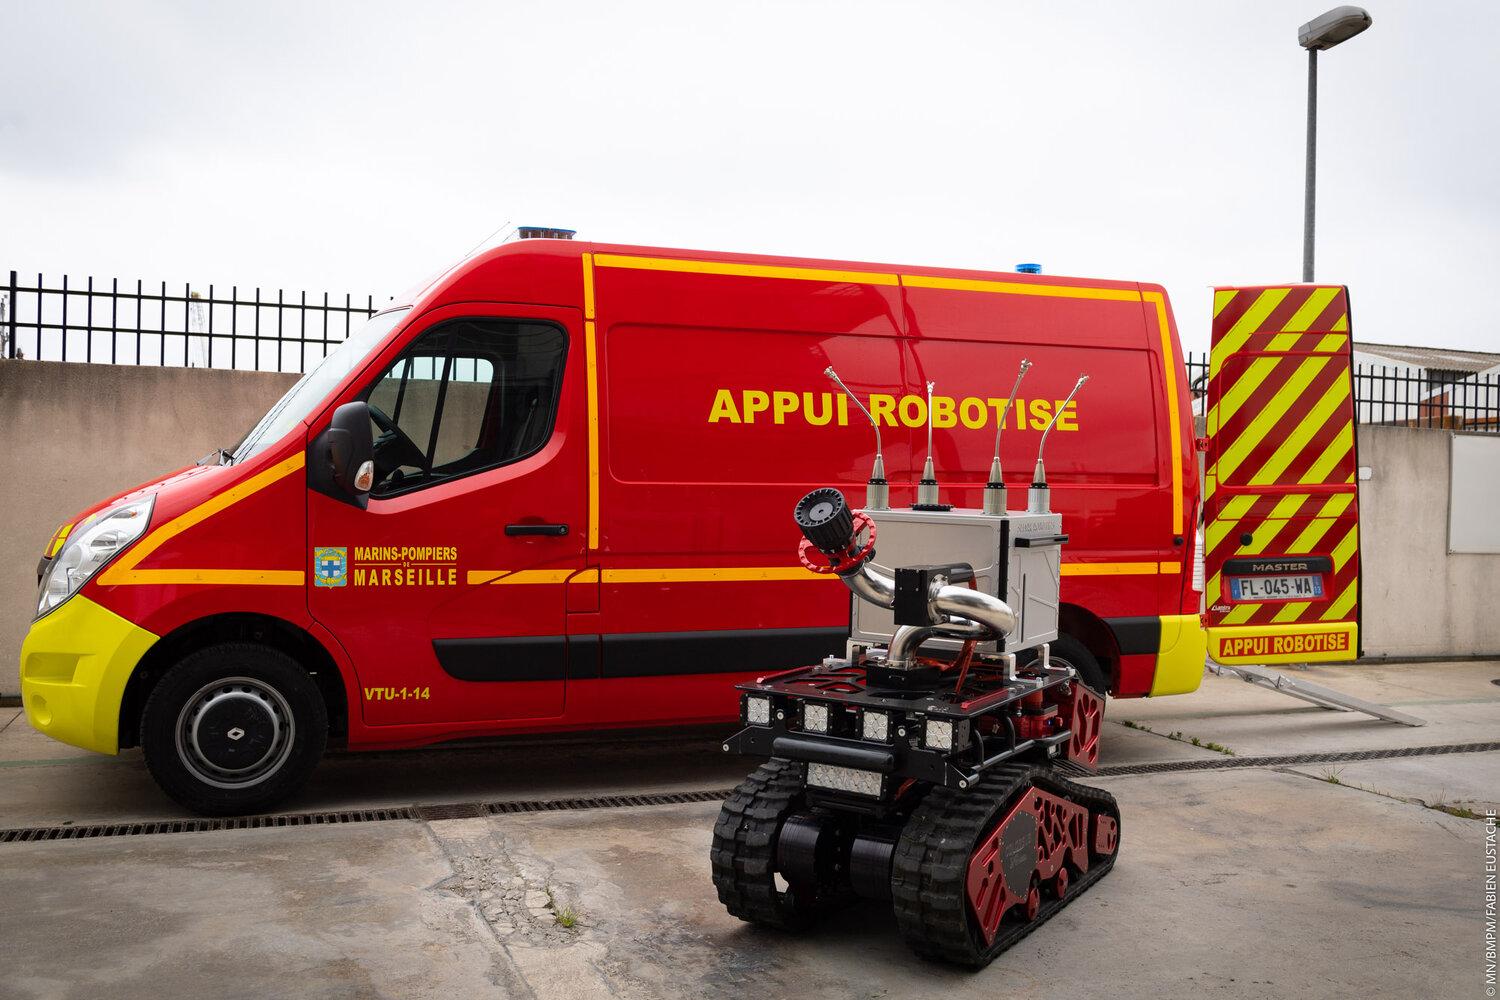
[{"x1": 1205, "y1": 658, "x2": 1426, "y2": 727}]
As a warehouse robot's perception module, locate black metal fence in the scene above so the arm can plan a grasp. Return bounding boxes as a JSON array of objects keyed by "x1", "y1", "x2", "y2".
[
  {"x1": 1185, "y1": 353, "x2": 1500, "y2": 433},
  {"x1": 2, "y1": 270, "x2": 378, "y2": 373},
  {"x1": 3, "y1": 276, "x2": 1495, "y2": 434}
]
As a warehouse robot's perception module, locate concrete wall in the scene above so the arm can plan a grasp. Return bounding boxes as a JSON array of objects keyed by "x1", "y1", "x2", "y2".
[
  {"x1": 2, "y1": 364, "x2": 1496, "y2": 694},
  {"x1": 2, "y1": 361, "x2": 298, "y2": 694},
  {"x1": 1356, "y1": 424, "x2": 1500, "y2": 658}
]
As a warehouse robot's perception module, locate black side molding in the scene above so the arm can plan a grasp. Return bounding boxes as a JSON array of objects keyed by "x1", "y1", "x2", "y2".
[{"x1": 1103, "y1": 616, "x2": 1162, "y2": 657}]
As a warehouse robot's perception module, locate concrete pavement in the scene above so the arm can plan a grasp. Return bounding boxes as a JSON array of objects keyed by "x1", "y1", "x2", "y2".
[{"x1": 1, "y1": 660, "x2": 1497, "y2": 999}]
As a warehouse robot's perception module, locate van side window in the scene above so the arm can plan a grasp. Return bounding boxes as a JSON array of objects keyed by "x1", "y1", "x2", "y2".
[{"x1": 363, "y1": 319, "x2": 566, "y2": 496}]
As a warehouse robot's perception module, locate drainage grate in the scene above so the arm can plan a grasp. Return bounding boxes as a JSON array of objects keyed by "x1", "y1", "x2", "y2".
[
  {"x1": 1094, "y1": 740, "x2": 1500, "y2": 777},
  {"x1": 0, "y1": 807, "x2": 419, "y2": 843},
  {"x1": 0, "y1": 791, "x2": 736, "y2": 844},
  {"x1": 483, "y1": 789, "x2": 735, "y2": 815},
  {"x1": 3, "y1": 744, "x2": 1495, "y2": 845}
]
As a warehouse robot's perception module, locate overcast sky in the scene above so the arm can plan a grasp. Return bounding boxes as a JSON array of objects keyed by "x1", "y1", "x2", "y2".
[{"x1": 3, "y1": 0, "x2": 1496, "y2": 358}]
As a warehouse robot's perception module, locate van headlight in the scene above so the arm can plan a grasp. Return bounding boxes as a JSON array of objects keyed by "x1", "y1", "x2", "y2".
[{"x1": 36, "y1": 496, "x2": 155, "y2": 618}]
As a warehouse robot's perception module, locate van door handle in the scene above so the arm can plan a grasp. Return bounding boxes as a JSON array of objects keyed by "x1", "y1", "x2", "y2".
[{"x1": 505, "y1": 523, "x2": 569, "y2": 536}]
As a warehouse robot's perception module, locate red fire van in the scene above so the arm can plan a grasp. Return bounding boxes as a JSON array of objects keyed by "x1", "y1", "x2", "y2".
[{"x1": 22, "y1": 237, "x2": 1210, "y2": 814}]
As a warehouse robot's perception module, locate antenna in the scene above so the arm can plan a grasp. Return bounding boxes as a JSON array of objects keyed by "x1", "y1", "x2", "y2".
[
  {"x1": 1028, "y1": 374, "x2": 1088, "y2": 514},
  {"x1": 915, "y1": 381, "x2": 943, "y2": 508},
  {"x1": 982, "y1": 359, "x2": 1032, "y2": 515},
  {"x1": 461, "y1": 220, "x2": 515, "y2": 259},
  {"x1": 825, "y1": 366, "x2": 889, "y2": 510}
]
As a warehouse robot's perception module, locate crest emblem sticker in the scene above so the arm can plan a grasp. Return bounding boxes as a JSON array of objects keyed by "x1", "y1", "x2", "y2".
[{"x1": 314, "y1": 547, "x2": 347, "y2": 588}]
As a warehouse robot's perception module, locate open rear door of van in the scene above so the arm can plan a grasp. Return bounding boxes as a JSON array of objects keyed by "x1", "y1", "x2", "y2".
[{"x1": 1204, "y1": 285, "x2": 1361, "y2": 664}]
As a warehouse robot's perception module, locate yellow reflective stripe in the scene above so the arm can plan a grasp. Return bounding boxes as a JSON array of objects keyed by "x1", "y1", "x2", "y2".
[
  {"x1": 470, "y1": 563, "x2": 1188, "y2": 583},
  {"x1": 582, "y1": 253, "x2": 600, "y2": 552},
  {"x1": 604, "y1": 567, "x2": 829, "y2": 583},
  {"x1": 1146, "y1": 291, "x2": 1184, "y2": 532},
  {"x1": 582, "y1": 252, "x2": 596, "y2": 320},
  {"x1": 468, "y1": 569, "x2": 578, "y2": 586},
  {"x1": 98, "y1": 454, "x2": 306, "y2": 586},
  {"x1": 901, "y1": 274, "x2": 1142, "y2": 302},
  {"x1": 1246, "y1": 372, "x2": 1349, "y2": 485},
  {"x1": 1238, "y1": 522, "x2": 1288, "y2": 556},
  {"x1": 1270, "y1": 493, "x2": 1311, "y2": 520},
  {"x1": 594, "y1": 253, "x2": 899, "y2": 287},
  {"x1": 1216, "y1": 357, "x2": 1328, "y2": 483},
  {"x1": 1213, "y1": 288, "x2": 1238, "y2": 318},
  {"x1": 1281, "y1": 495, "x2": 1352, "y2": 557},
  {"x1": 1265, "y1": 331, "x2": 1302, "y2": 354},
  {"x1": 1331, "y1": 523, "x2": 1359, "y2": 570},
  {"x1": 1272, "y1": 601, "x2": 1311, "y2": 624},
  {"x1": 1321, "y1": 492, "x2": 1354, "y2": 519},
  {"x1": 466, "y1": 566, "x2": 832, "y2": 585},
  {"x1": 1210, "y1": 287, "x2": 1290, "y2": 370},
  {"x1": 1300, "y1": 419, "x2": 1354, "y2": 485},
  {"x1": 1224, "y1": 493, "x2": 1258, "y2": 520},
  {"x1": 112, "y1": 569, "x2": 304, "y2": 586},
  {"x1": 1205, "y1": 494, "x2": 1256, "y2": 553},
  {"x1": 1221, "y1": 602, "x2": 1258, "y2": 625},
  {"x1": 1209, "y1": 354, "x2": 1278, "y2": 445},
  {"x1": 1284, "y1": 518, "x2": 1337, "y2": 559},
  {"x1": 1060, "y1": 562, "x2": 1174, "y2": 577},
  {"x1": 1315, "y1": 332, "x2": 1348, "y2": 353},
  {"x1": 1322, "y1": 579, "x2": 1359, "y2": 622},
  {"x1": 1283, "y1": 286, "x2": 1340, "y2": 332}
]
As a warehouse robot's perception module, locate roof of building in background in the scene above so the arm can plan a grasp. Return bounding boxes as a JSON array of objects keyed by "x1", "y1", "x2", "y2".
[{"x1": 1353, "y1": 342, "x2": 1500, "y2": 374}]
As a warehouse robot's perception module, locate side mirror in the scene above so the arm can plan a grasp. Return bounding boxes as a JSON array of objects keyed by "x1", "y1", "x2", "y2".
[{"x1": 310, "y1": 401, "x2": 375, "y2": 508}]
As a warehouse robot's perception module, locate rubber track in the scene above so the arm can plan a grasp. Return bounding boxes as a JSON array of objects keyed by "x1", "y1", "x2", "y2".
[
  {"x1": 891, "y1": 764, "x2": 1120, "y2": 967},
  {"x1": 710, "y1": 758, "x2": 815, "y2": 930}
]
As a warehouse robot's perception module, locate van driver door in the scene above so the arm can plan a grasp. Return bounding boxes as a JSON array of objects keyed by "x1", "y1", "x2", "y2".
[{"x1": 308, "y1": 304, "x2": 588, "y2": 727}]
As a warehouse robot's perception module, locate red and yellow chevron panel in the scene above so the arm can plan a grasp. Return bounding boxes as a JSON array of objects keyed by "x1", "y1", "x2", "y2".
[{"x1": 1204, "y1": 285, "x2": 1361, "y2": 664}]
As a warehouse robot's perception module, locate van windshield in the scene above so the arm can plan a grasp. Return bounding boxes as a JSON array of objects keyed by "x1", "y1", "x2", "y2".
[{"x1": 229, "y1": 308, "x2": 411, "y2": 464}]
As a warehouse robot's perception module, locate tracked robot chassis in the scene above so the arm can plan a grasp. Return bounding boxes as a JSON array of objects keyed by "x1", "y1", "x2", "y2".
[{"x1": 711, "y1": 485, "x2": 1119, "y2": 967}]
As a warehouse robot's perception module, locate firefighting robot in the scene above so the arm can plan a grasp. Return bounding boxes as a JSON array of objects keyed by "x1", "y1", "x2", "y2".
[{"x1": 711, "y1": 367, "x2": 1119, "y2": 967}]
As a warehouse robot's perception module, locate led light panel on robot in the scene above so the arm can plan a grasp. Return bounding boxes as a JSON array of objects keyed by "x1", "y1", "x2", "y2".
[
  {"x1": 744, "y1": 695, "x2": 771, "y2": 726},
  {"x1": 803, "y1": 702, "x2": 829, "y2": 733},
  {"x1": 861, "y1": 710, "x2": 889, "y2": 742},
  {"x1": 806, "y1": 762, "x2": 884, "y2": 798},
  {"x1": 924, "y1": 718, "x2": 955, "y2": 751}
]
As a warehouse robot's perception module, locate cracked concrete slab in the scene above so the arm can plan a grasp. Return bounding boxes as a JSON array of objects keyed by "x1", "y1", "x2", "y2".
[{"x1": 1, "y1": 661, "x2": 1496, "y2": 998}]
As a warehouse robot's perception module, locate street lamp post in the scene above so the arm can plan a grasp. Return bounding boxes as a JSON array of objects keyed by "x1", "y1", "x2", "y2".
[{"x1": 1299, "y1": 5, "x2": 1372, "y2": 282}]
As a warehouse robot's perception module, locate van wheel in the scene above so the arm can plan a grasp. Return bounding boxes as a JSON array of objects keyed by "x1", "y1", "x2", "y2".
[
  {"x1": 1022, "y1": 634, "x2": 1109, "y2": 701},
  {"x1": 141, "y1": 643, "x2": 327, "y2": 816}
]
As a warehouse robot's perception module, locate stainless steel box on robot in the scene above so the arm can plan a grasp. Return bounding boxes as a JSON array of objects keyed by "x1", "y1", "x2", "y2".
[{"x1": 849, "y1": 507, "x2": 1063, "y2": 654}]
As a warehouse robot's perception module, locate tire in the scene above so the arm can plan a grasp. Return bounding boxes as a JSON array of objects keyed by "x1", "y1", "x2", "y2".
[
  {"x1": 1023, "y1": 633, "x2": 1108, "y2": 701},
  {"x1": 141, "y1": 643, "x2": 328, "y2": 816}
]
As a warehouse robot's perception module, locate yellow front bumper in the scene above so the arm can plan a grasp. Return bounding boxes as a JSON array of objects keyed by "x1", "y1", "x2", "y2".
[
  {"x1": 20, "y1": 596, "x2": 159, "y2": 754},
  {"x1": 1148, "y1": 614, "x2": 1209, "y2": 697}
]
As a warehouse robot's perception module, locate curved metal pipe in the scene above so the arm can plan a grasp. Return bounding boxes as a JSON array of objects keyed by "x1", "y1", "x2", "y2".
[
  {"x1": 837, "y1": 559, "x2": 897, "y2": 609},
  {"x1": 932, "y1": 584, "x2": 1018, "y2": 638},
  {"x1": 838, "y1": 558, "x2": 1018, "y2": 669},
  {"x1": 888, "y1": 619, "x2": 991, "y2": 668}
]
